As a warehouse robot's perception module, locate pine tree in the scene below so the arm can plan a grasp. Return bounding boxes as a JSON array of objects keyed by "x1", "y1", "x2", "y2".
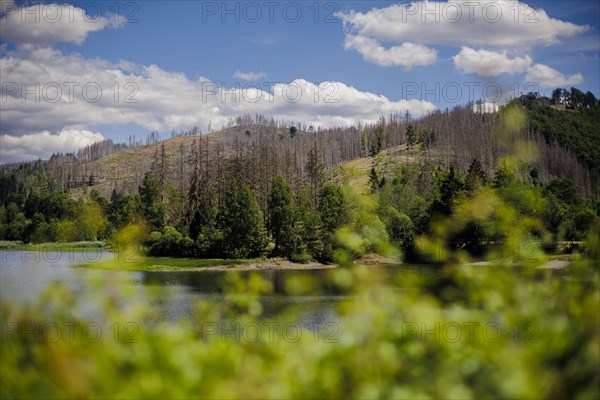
[
  {"x1": 493, "y1": 162, "x2": 515, "y2": 189},
  {"x1": 369, "y1": 167, "x2": 380, "y2": 193},
  {"x1": 296, "y1": 188, "x2": 323, "y2": 260},
  {"x1": 422, "y1": 128, "x2": 432, "y2": 150},
  {"x1": 268, "y1": 176, "x2": 295, "y2": 256},
  {"x1": 139, "y1": 172, "x2": 164, "y2": 231},
  {"x1": 318, "y1": 183, "x2": 348, "y2": 261},
  {"x1": 375, "y1": 125, "x2": 385, "y2": 155},
  {"x1": 217, "y1": 180, "x2": 267, "y2": 258},
  {"x1": 551, "y1": 88, "x2": 562, "y2": 105},
  {"x1": 151, "y1": 142, "x2": 172, "y2": 203},
  {"x1": 380, "y1": 205, "x2": 415, "y2": 254},
  {"x1": 406, "y1": 123, "x2": 417, "y2": 149},
  {"x1": 431, "y1": 167, "x2": 464, "y2": 216},
  {"x1": 465, "y1": 158, "x2": 486, "y2": 193}
]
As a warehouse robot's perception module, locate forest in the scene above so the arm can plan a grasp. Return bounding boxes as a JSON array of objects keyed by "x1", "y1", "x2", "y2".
[{"x1": 1, "y1": 90, "x2": 599, "y2": 264}]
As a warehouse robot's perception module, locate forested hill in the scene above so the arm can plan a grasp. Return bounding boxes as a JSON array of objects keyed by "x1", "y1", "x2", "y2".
[
  {"x1": 2, "y1": 94, "x2": 599, "y2": 259},
  {"x1": 516, "y1": 91, "x2": 600, "y2": 186},
  {"x1": 2, "y1": 90, "x2": 598, "y2": 200}
]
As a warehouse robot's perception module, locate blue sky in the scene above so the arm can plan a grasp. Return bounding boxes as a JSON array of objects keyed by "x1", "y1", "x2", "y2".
[
  {"x1": 1, "y1": 0, "x2": 599, "y2": 162},
  {"x1": 66, "y1": 1, "x2": 600, "y2": 98}
]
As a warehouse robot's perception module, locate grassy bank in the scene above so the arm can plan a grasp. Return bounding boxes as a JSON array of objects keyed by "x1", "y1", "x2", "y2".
[
  {"x1": 78, "y1": 254, "x2": 255, "y2": 271},
  {"x1": 0, "y1": 240, "x2": 108, "y2": 251},
  {"x1": 0, "y1": 242, "x2": 372, "y2": 271},
  {"x1": 78, "y1": 255, "x2": 341, "y2": 271},
  {"x1": 78, "y1": 253, "x2": 398, "y2": 271}
]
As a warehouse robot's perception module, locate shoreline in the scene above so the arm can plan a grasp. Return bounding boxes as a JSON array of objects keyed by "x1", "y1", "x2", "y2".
[
  {"x1": 6, "y1": 244, "x2": 573, "y2": 272},
  {"x1": 1, "y1": 243, "x2": 400, "y2": 271},
  {"x1": 74, "y1": 255, "x2": 340, "y2": 272},
  {"x1": 176, "y1": 259, "x2": 338, "y2": 272},
  {"x1": 0, "y1": 241, "x2": 109, "y2": 252},
  {"x1": 75, "y1": 254, "x2": 400, "y2": 272}
]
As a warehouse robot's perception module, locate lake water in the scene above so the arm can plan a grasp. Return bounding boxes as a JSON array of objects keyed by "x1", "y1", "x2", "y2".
[{"x1": 0, "y1": 250, "x2": 439, "y2": 336}]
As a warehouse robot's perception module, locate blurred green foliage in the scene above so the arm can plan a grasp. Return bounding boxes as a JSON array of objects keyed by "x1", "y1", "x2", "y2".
[
  {"x1": 2, "y1": 223, "x2": 598, "y2": 399},
  {"x1": 1, "y1": 106, "x2": 599, "y2": 399}
]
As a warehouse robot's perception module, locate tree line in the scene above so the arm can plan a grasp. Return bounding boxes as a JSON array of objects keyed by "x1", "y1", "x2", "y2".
[{"x1": 2, "y1": 146, "x2": 598, "y2": 262}]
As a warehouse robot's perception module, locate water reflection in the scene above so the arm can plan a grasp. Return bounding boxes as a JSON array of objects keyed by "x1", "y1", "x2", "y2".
[{"x1": 0, "y1": 250, "x2": 440, "y2": 328}]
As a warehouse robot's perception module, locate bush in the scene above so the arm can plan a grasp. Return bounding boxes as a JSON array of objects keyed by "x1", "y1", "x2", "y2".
[{"x1": 145, "y1": 226, "x2": 196, "y2": 257}]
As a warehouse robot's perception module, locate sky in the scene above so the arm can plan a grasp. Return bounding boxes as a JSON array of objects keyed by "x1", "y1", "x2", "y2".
[{"x1": 1, "y1": 0, "x2": 599, "y2": 163}]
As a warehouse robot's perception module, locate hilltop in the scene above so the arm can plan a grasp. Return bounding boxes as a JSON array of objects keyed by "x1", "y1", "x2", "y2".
[{"x1": 2, "y1": 93, "x2": 598, "y2": 202}]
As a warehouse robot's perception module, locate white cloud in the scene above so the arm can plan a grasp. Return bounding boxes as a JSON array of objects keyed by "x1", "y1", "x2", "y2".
[
  {"x1": 0, "y1": 3, "x2": 125, "y2": 46},
  {"x1": 336, "y1": 1, "x2": 589, "y2": 49},
  {"x1": 525, "y1": 64, "x2": 584, "y2": 88},
  {"x1": 233, "y1": 70, "x2": 267, "y2": 81},
  {"x1": 453, "y1": 47, "x2": 532, "y2": 77},
  {"x1": 336, "y1": 1, "x2": 589, "y2": 70},
  {"x1": 1, "y1": 129, "x2": 105, "y2": 162},
  {"x1": 0, "y1": 46, "x2": 436, "y2": 162},
  {"x1": 343, "y1": 35, "x2": 437, "y2": 68}
]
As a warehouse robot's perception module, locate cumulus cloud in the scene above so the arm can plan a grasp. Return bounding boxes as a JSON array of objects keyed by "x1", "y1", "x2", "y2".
[
  {"x1": 335, "y1": 0, "x2": 590, "y2": 90},
  {"x1": 0, "y1": 46, "x2": 435, "y2": 162},
  {"x1": 453, "y1": 47, "x2": 532, "y2": 77},
  {"x1": 343, "y1": 35, "x2": 437, "y2": 68},
  {"x1": 525, "y1": 64, "x2": 584, "y2": 88},
  {"x1": 1, "y1": 129, "x2": 105, "y2": 162},
  {"x1": 336, "y1": 0, "x2": 589, "y2": 74},
  {"x1": 0, "y1": 3, "x2": 125, "y2": 46},
  {"x1": 233, "y1": 70, "x2": 267, "y2": 81},
  {"x1": 337, "y1": 1, "x2": 589, "y2": 49}
]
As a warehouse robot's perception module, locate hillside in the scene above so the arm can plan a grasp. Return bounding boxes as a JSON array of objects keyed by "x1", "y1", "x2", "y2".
[
  {"x1": 516, "y1": 94, "x2": 600, "y2": 183},
  {"x1": 2, "y1": 102, "x2": 599, "y2": 260},
  {"x1": 334, "y1": 144, "x2": 423, "y2": 193},
  {"x1": 2, "y1": 97, "x2": 598, "y2": 202}
]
